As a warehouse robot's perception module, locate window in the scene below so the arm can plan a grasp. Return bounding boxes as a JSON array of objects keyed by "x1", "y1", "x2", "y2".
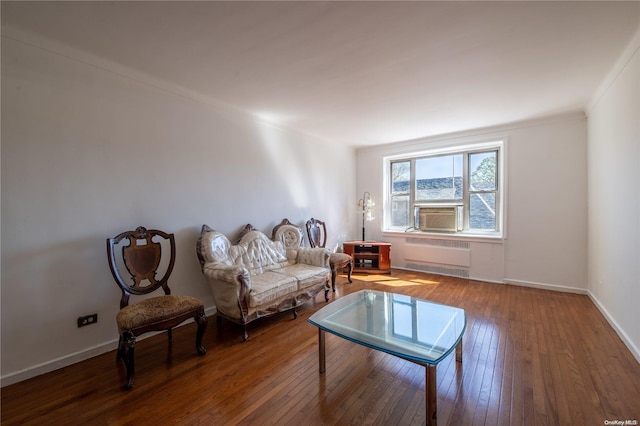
[
  {"x1": 386, "y1": 141, "x2": 503, "y2": 235},
  {"x1": 390, "y1": 294, "x2": 462, "y2": 349}
]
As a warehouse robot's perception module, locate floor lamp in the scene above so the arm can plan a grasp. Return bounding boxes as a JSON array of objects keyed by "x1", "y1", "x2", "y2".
[{"x1": 358, "y1": 191, "x2": 374, "y2": 241}]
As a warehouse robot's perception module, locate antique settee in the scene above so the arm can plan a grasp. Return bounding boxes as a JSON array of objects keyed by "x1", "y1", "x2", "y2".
[{"x1": 196, "y1": 220, "x2": 330, "y2": 340}]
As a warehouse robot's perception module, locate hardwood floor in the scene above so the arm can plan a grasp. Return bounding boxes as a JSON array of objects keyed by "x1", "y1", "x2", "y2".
[{"x1": 2, "y1": 270, "x2": 639, "y2": 425}]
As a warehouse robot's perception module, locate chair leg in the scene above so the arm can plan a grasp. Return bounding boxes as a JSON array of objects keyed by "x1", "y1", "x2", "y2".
[
  {"x1": 120, "y1": 331, "x2": 136, "y2": 390},
  {"x1": 242, "y1": 325, "x2": 249, "y2": 342},
  {"x1": 194, "y1": 309, "x2": 207, "y2": 356},
  {"x1": 167, "y1": 328, "x2": 173, "y2": 342},
  {"x1": 292, "y1": 308, "x2": 298, "y2": 319},
  {"x1": 116, "y1": 334, "x2": 124, "y2": 360},
  {"x1": 330, "y1": 266, "x2": 338, "y2": 292},
  {"x1": 346, "y1": 260, "x2": 353, "y2": 283}
]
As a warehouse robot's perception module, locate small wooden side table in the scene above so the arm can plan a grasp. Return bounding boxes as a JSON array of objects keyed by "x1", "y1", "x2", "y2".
[{"x1": 343, "y1": 241, "x2": 391, "y2": 274}]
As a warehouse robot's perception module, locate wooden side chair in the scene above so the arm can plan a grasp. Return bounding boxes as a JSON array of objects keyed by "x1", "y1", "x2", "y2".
[
  {"x1": 305, "y1": 218, "x2": 353, "y2": 291},
  {"x1": 107, "y1": 226, "x2": 207, "y2": 389}
]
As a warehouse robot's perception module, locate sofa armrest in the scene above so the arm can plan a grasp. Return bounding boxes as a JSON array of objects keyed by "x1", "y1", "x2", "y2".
[
  {"x1": 203, "y1": 262, "x2": 249, "y2": 286},
  {"x1": 296, "y1": 247, "x2": 330, "y2": 267},
  {"x1": 202, "y1": 262, "x2": 251, "y2": 320}
]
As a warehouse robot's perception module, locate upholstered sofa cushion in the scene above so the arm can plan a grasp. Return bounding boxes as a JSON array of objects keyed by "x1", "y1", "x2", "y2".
[
  {"x1": 248, "y1": 271, "x2": 298, "y2": 308},
  {"x1": 240, "y1": 230, "x2": 291, "y2": 274},
  {"x1": 199, "y1": 228, "x2": 235, "y2": 264},
  {"x1": 275, "y1": 264, "x2": 328, "y2": 291}
]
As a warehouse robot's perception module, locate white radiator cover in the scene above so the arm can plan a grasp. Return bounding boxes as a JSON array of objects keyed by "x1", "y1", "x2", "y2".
[
  {"x1": 386, "y1": 235, "x2": 505, "y2": 283},
  {"x1": 404, "y1": 239, "x2": 471, "y2": 267},
  {"x1": 405, "y1": 262, "x2": 470, "y2": 278}
]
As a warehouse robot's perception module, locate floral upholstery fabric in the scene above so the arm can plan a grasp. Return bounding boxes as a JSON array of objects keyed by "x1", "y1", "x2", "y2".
[
  {"x1": 116, "y1": 295, "x2": 204, "y2": 331},
  {"x1": 329, "y1": 252, "x2": 352, "y2": 267}
]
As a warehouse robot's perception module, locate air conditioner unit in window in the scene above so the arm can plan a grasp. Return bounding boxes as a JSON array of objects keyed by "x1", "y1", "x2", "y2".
[{"x1": 416, "y1": 206, "x2": 458, "y2": 232}]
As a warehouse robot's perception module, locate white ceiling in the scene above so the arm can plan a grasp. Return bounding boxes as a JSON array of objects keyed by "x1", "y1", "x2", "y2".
[{"x1": 2, "y1": 1, "x2": 639, "y2": 147}]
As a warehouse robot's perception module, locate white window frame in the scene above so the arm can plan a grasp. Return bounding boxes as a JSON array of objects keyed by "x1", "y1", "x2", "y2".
[{"x1": 384, "y1": 139, "x2": 505, "y2": 238}]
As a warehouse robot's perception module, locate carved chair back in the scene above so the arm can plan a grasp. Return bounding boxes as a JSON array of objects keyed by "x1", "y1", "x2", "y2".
[
  {"x1": 107, "y1": 226, "x2": 176, "y2": 309},
  {"x1": 306, "y1": 217, "x2": 328, "y2": 249},
  {"x1": 305, "y1": 217, "x2": 352, "y2": 291}
]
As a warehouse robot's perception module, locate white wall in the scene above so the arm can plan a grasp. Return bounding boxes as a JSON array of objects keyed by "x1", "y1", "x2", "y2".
[
  {"x1": 503, "y1": 117, "x2": 588, "y2": 290},
  {"x1": 3, "y1": 17, "x2": 637, "y2": 388},
  {"x1": 587, "y1": 29, "x2": 640, "y2": 361},
  {"x1": 0, "y1": 36, "x2": 356, "y2": 385},
  {"x1": 356, "y1": 114, "x2": 588, "y2": 290}
]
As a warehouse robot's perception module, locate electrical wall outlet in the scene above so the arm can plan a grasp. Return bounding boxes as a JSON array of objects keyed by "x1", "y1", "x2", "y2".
[{"x1": 77, "y1": 313, "x2": 98, "y2": 328}]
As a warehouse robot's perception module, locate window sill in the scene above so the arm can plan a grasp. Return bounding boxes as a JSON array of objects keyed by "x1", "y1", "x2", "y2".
[{"x1": 383, "y1": 229, "x2": 504, "y2": 244}]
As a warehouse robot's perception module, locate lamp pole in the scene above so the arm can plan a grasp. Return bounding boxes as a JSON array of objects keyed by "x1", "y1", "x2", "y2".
[
  {"x1": 362, "y1": 204, "x2": 366, "y2": 241},
  {"x1": 358, "y1": 191, "x2": 372, "y2": 241}
]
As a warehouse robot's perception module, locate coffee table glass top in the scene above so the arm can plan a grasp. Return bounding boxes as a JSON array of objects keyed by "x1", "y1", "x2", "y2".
[{"x1": 308, "y1": 289, "x2": 466, "y2": 365}]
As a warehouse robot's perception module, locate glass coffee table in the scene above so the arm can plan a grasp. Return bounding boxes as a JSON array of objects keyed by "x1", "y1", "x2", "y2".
[{"x1": 308, "y1": 289, "x2": 466, "y2": 426}]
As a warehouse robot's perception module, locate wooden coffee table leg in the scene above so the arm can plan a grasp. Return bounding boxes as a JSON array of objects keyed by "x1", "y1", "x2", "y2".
[
  {"x1": 426, "y1": 365, "x2": 437, "y2": 426},
  {"x1": 318, "y1": 329, "x2": 326, "y2": 373}
]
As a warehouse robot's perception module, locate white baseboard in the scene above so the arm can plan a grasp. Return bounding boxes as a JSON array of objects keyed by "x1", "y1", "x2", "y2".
[
  {"x1": 586, "y1": 291, "x2": 640, "y2": 364},
  {"x1": 503, "y1": 278, "x2": 589, "y2": 295},
  {"x1": 0, "y1": 306, "x2": 217, "y2": 388},
  {"x1": 505, "y1": 279, "x2": 639, "y2": 363},
  {"x1": 1, "y1": 340, "x2": 118, "y2": 388}
]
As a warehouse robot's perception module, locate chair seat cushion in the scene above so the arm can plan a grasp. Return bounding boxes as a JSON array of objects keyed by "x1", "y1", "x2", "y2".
[
  {"x1": 116, "y1": 295, "x2": 204, "y2": 331},
  {"x1": 329, "y1": 253, "x2": 352, "y2": 267}
]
